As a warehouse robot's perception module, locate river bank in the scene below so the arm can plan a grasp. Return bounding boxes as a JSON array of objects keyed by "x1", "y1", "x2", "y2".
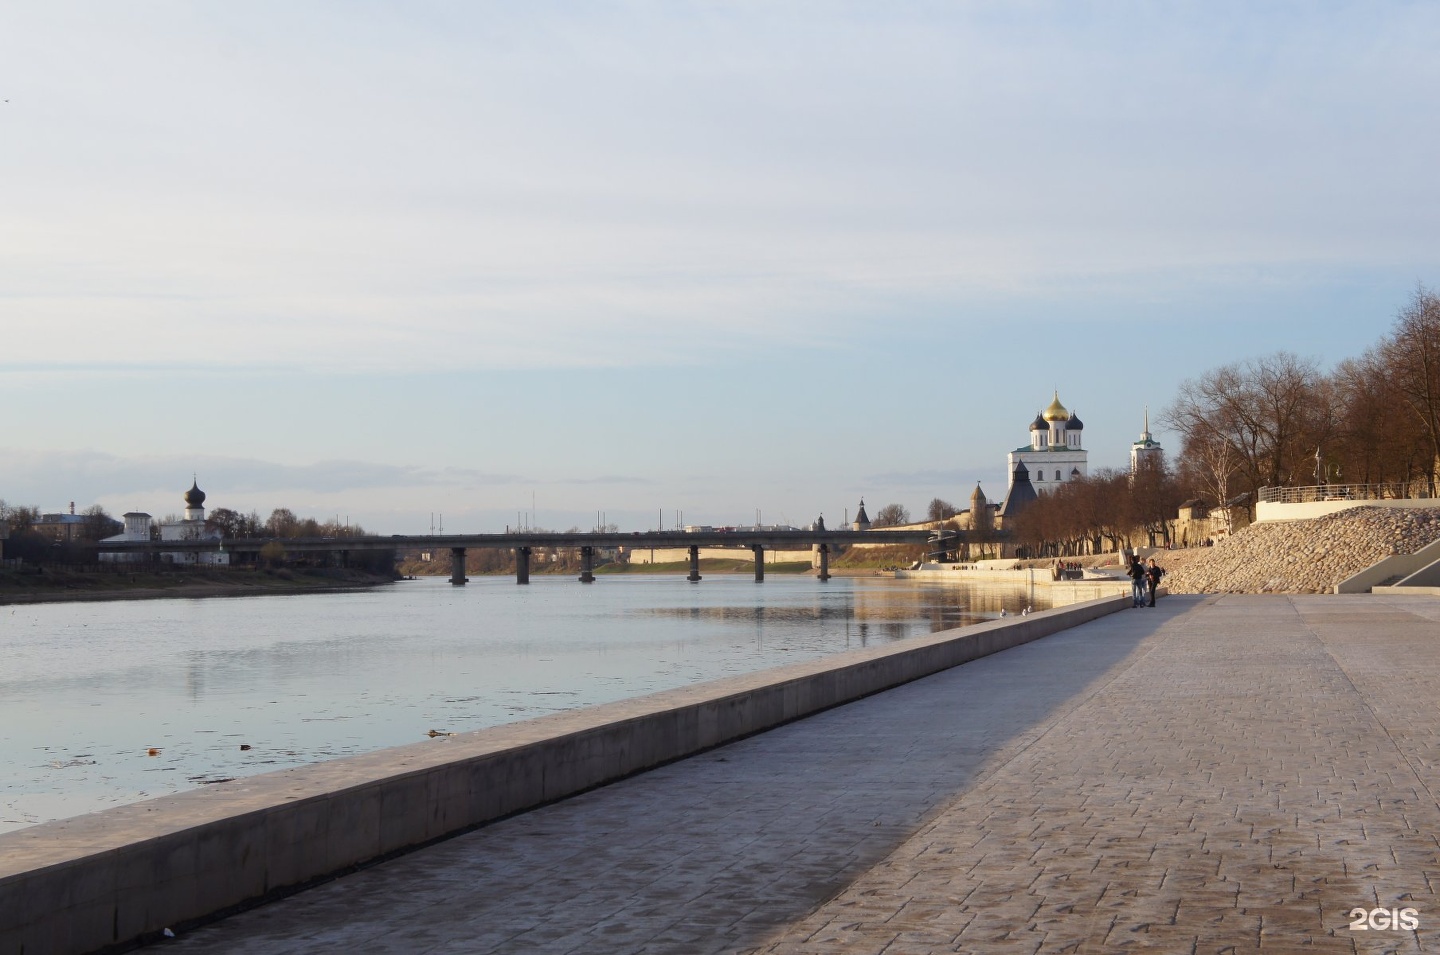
[
  {"x1": 0, "y1": 575, "x2": 1032, "y2": 834},
  {"x1": 0, "y1": 566, "x2": 396, "y2": 605}
]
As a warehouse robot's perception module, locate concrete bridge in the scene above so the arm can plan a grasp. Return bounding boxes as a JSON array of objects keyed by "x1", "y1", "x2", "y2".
[{"x1": 94, "y1": 528, "x2": 995, "y2": 584}]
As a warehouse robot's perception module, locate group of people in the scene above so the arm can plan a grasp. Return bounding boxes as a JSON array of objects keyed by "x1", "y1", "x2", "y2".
[
  {"x1": 1050, "y1": 560, "x2": 1083, "y2": 580},
  {"x1": 1127, "y1": 555, "x2": 1165, "y2": 607}
]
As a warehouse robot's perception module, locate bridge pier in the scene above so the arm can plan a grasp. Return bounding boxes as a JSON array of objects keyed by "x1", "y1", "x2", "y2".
[
  {"x1": 449, "y1": 547, "x2": 468, "y2": 585},
  {"x1": 818, "y1": 543, "x2": 830, "y2": 582},
  {"x1": 515, "y1": 546, "x2": 530, "y2": 585},
  {"x1": 579, "y1": 546, "x2": 595, "y2": 583},
  {"x1": 753, "y1": 544, "x2": 764, "y2": 582},
  {"x1": 687, "y1": 545, "x2": 702, "y2": 582}
]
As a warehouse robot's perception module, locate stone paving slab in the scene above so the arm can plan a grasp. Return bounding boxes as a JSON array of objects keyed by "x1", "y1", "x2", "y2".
[{"x1": 166, "y1": 595, "x2": 1440, "y2": 954}]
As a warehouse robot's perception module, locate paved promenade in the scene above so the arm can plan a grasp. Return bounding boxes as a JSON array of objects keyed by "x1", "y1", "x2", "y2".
[{"x1": 168, "y1": 595, "x2": 1440, "y2": 954}]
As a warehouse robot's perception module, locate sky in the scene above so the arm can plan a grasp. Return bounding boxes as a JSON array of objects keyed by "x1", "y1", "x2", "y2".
[{"x1": 2, "y1": 2, "x2": 1438, "y2": 533}]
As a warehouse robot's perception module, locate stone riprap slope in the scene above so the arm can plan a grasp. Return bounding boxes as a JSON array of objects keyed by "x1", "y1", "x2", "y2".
[{"x1": 1162, "y1": 505, "x2": 1440, "y2": 594}]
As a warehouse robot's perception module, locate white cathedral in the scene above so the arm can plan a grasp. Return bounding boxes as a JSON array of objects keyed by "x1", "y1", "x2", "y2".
[{"x1": 1007, "y1": 392, "x2": 1088, "y2": 494}]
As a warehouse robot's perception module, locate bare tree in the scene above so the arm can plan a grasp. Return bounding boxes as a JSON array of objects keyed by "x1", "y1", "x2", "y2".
[
  {"x1": 265, "y1": 508, "x2": 300, "y2": 537},
  {"x1": 1164, "y1": 351, "x2": 1326, "y2": 499},
  {"x1": 1, "y1": 502, "x2": 39, "y2": 535},
  {"x1": 1330, "y1": 351, "x2": 1427, "y2": 487},
  {"x1": 79, "y1": 505, "x2": 120, "y2": 541},
  {"x1": 872, "y1": 503, "x2": 910, "y2": 527},
  {"x1": 206, "y1": 507, "x2": 247, "y2": 538},
  {"x1": 926, "y1": 498, "x2": 957, "y2": 521},
  {"x1": 1377, "y1": 286, "x2": 1440, "y2": 492},
  {"x1": 1130, "y1": 461, "x2": 1183, "y2": 548},
  {"x1": 1176, "y1": 427, "x2": 1239, "y2": 515}
]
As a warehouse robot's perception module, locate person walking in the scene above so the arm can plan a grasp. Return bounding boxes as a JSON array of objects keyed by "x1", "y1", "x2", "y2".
[
  {"x1": 1128, "y1": 555, "x2": 1147, "y2": 608},
  {"x1": 1145, "y1": 557, "x2": 1165, "y2": 607}
]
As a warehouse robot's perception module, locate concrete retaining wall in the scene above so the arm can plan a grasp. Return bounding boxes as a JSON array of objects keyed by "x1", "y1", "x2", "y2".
[
  {"x1": 0, "y1": 595, "x2": 1127, "y2": 955},
  {"x1": 1257, "y1": 497, "x2": 1438, "y2": 523}
]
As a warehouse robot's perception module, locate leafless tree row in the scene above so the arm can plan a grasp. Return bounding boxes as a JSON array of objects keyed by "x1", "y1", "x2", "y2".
[
  {"x1": 1007, "y1": 466, "x2": 1185, "y2": 557},
  {"x1": 1164, "y1": 286, "x2": 1440, "y2": 504}
]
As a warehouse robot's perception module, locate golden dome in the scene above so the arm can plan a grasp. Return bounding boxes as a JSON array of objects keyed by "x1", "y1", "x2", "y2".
[{"x1": 1042, "y1": 391, "x2": 1070, "y2": 422}]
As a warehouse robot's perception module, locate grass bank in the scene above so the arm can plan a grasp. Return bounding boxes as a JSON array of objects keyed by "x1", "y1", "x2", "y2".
[{"x1": 0, "y1": 566, "x2": 396, "y2": 605}]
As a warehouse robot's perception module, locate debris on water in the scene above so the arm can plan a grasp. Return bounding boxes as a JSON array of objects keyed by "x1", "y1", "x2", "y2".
[
  {"x1": 426, "y1": 729, "x2": 454, "y2": 738},
  {"x1": 147, "y1": 748, "x2": 160, "y2": 756},
  {"x1": 239, "y1": 744, "x2": 252, "y2": 751}
]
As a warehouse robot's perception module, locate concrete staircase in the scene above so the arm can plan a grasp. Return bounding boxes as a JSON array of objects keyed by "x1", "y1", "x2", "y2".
[{"x1": 1337, "y1": 535, "x2": 1440, "y2": 593}]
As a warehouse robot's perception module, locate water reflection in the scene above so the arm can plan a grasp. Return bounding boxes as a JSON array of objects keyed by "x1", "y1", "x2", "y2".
[{"x1": 0, "y1": 575, "x2": 1091, "y2": 832}]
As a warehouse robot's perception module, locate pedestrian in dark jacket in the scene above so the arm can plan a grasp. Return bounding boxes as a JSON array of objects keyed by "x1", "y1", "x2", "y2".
[
  {"x1": 1128, "y1": 556, "x2": 1147, "y2": 607},
  {"x1": 1145, "y1": 557, "x2": 1164, "y2": 607}
]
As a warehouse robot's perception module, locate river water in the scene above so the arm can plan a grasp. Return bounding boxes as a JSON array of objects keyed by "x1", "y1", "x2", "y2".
[{"x1": 0, "y1": 574, "x2": 1099, "y2": 833}]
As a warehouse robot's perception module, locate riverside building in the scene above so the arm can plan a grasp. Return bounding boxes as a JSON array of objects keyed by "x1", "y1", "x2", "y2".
[{"x1": 99, "y1": 479, "x2": 229, "y2": 565}]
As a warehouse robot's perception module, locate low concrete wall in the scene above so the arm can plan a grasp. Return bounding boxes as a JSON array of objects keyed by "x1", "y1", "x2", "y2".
[
  {"x1": 0, "y1": 595, "x2": 1127, "y2": 955},
  {"x1": 1257, "y1": 498, "x2": 1438, "y2": 523},
  {"x1": 1373, "y1": 584, "x2": 1440, "y2": 595},
  {"x1": 1336, "y1": 536, "x2": 1440, "y2": 593},
  {"x1": 899, "y1": 565, "x2": 1131, "y2": 592}
]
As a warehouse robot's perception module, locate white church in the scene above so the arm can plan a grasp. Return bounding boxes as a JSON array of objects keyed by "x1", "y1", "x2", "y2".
[
  {"x1": 1007, "y1": 392, "x2": 1088, "y2": 494},
  {"x1": 100, "y1": 479, "x2": 229, "y2": 564}
]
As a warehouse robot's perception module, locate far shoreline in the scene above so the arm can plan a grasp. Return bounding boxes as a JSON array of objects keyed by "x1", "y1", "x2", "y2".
[{"x1": 0, "y1": 567, "x2": 397, "y2": 607}]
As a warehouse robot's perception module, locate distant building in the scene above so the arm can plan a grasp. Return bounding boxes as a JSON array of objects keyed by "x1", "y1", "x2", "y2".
[
  {"x1": 852, "y1": 499, "x2": 871, "y2": 531},
  {"x1": 1007, "y1": 392, "x2": 1088, "y2": 497},
  {"x1": 102, "y1": 480, "x2": 230, "y2": 564},
  {"x1": 99, "y1": 512, "x2": 153, "y2": 563},
  {"x1": 160, "y1": 479, "x2": 229, "y2": 565},
  {"x1": 1130, "y1": 407, "x2": 1164, "y2": 474},
  {"x1": 32, "y1": 507, "x2": 88, "y2": 543},
  {"x1": 33, "y1": 503, "x2": 121, "y2": 543}
]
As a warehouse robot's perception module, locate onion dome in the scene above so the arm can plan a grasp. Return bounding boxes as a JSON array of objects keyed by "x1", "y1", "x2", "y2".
[
  {"x1": 1042, "y1": 391, "x2": 1070, "y2": 422},
  {"x1": 1067, "y1": 410, "x2": 1083, "y2": 430},
  {"x1": 184, "y1": 479, "x2": 206, "y2": 508},
  {"x1": 1029, "y1": 413, "x2": 1047, "y2": 432}
]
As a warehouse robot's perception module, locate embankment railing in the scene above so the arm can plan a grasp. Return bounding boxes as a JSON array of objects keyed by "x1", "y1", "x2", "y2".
[{"x1": 1258, "y1": 482, "x2": 1434, "y2": 505}]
